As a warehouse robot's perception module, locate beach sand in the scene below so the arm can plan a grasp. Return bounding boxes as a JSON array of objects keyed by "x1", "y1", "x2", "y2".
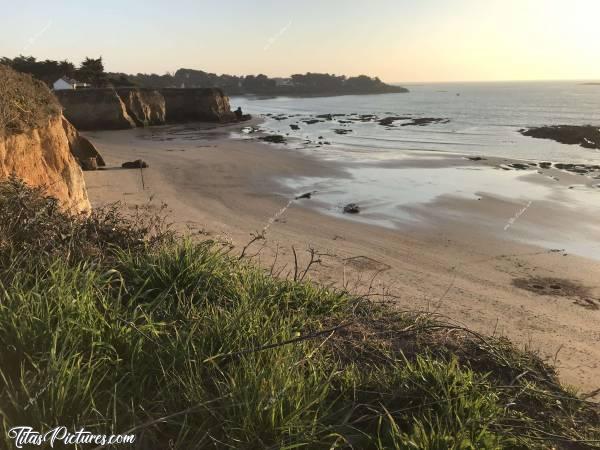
[{"x1": 83, "y1": 121, "x2": 600, "y2": 396}]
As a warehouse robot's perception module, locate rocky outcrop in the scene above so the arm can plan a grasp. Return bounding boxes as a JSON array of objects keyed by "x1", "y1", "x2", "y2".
[
  {"x1": 56, "y1": 89, "x2": 136, "y2": 131},
  {"x1": 520, "y1": 125, "x2": 600, "y2": 150},
  {"x1": 56, "y1": 87, "x2": 236, "y2": 131},
  {"x1": 0, "y1": 115, "x2": 91, "y2": 213},
  {"x1": 162, "y1": 88, "x2": 236, "y2": 123},
  {"x1": 116, "y1": 88, "x2": 166, "y2": 126},
  {"x1": 61, "y1": 117, "x2": 105, "y2": 166}
]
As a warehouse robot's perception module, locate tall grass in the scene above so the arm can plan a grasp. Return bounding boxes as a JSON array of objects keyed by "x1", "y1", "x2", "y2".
[{"x1": 0, "y1": 179, "x2": 598, "y2": 449}]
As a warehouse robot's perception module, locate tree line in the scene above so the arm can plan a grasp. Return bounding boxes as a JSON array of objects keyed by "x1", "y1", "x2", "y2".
[{"x1": 0, "y1": 55, "x2": 407, "y2": 95}]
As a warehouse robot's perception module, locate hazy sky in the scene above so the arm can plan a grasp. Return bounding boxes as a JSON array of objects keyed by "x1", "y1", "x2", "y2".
[{"x1": 2, "y1": 0, "x2": 599, "y2": 82}]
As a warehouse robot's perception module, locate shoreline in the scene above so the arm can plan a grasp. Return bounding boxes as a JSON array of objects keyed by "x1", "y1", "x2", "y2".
[{"x1": 82, "y1": 122, "x2": 600, "y2": 395}]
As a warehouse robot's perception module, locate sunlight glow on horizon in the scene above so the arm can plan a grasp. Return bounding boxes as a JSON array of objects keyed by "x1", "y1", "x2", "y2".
[{"x1": 1, "y1": 0, "x2": 599, "y2": 83}]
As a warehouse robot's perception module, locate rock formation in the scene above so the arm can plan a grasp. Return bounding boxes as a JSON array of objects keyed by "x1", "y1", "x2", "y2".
[
  {"x1": 161, "y1": 88, "x2": 236, "y2": 123},
  {"x1": 0, "y1": 115, "x2": 91, "y2": 213},
  {"x1": 61, "y1": 117, "x2": 105, "y2": 166},
  {"x1": 56, "y1": 87, "x2": 236, "y2": 131},
  {"x1": 0, "y1": 64, "x2": 91, "y2": 213},
  {"x1": 55, "y1": 89, "x2": 136, "y2": 130}
]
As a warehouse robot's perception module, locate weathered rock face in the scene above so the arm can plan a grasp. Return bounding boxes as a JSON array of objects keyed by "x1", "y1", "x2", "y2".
[
  {"x1": 0, "y1": 115, "x2": 91, "y2": 213},
  {"x1": 61, "y1": 117, "x2": 106, "y2": 166},
  {"x1": 162, "y1": 88, "x2": 237, "y2": 123},
  {"x1": 116, "y1": 88, "x2": 166, "y2": 126},
  {"x1": 56, "y1": 87, "x2": 235, "y2": 131},
  {"x1": 56, "y1": 89, "x2": 136, "y2": 131}
]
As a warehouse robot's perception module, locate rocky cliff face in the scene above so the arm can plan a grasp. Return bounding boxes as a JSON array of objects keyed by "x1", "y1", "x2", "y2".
[
  {"x1": 56, "y1": 87, "x2": 236, "y2": 131},
  {"x1": 162, "y1": 88, "x2": 236, "y2": 123},
  {"x1": 117, "y1": 88, "x2": 166, "y2": 126},
  {"x1": 0, "y1": 115, "x2": 91, "y2": 213},
  {"x1": 61, "y1": 117, "x2": 105, "y2": 166},
  {"x1": 56, "y1": 89, "x2": 137, "y2": 131}
]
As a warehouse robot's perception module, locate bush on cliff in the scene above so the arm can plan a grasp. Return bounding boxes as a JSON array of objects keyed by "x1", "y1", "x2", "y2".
[
  {"x1": 0, "y1": 179, "x2": 598, "y2": 449},
  {"x1": 0, "y1": 64, "x2": 61, "y2": 136}
]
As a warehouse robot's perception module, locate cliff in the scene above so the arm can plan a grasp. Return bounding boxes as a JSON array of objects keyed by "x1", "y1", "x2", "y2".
[
  {"x1": 0, "y1": 64, "x2": 91, "y2": 213},
  {"x1": 56, "y1": 89, "x2": 136, "y2": 130},
  {"x1": 61, "y1": 117, "x2": 106, "y2": 166},
  {"x1": 162, "y1": 88, "x2": 236, "y2": 123},
  {"x1": 56, "y1": 87, "x2": 235, "y2": 131},
  {"x1": 0, "y1": 115, "x2": 91, "y2": 213}
]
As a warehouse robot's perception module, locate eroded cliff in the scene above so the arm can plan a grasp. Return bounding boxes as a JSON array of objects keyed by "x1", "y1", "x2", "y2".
[
  {"x1": 56, "y1": 87, "x2": 236, "y2": 130},
  {"x1": 0, "y1": 115, "x2": 91, "y2": 213},
  {"x1": 0, "y1": 64, "x2": 91, "y2": 213},
  {"x1": 56, "y1": 89, "x2": 137, "y2": 131}
]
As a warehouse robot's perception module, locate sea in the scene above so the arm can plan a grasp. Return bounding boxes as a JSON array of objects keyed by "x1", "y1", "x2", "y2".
[{"x1": 230, "y1": 82, "x2": 600, "y2": 258}]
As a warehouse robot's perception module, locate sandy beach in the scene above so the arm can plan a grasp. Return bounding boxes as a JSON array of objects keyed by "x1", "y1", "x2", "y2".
[{"x1": 82, "y1": 121, "x2": 600, "y2": 396}]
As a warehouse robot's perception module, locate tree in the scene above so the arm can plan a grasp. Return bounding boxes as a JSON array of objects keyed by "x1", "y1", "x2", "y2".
[{"x1": 77, "y1": 57, "x2": 107, "y2": 87}]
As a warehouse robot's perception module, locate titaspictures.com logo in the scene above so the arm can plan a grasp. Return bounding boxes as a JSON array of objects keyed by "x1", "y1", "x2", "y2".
[{"x1": 7, "y1": 426, "x2": 135, "y2": 448}]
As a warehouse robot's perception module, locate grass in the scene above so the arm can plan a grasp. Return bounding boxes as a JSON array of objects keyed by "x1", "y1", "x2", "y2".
[
  {"x1": 0, "y1": 178, "x2": 598, "y2": 449},
  {"x1": 0, "y1": 65, "x2": 61, "y2": 136}
]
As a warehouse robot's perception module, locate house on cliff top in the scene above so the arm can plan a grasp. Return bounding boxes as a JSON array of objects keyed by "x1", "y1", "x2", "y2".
[{"x1": 53, "y1": 77, "x2": 90, "y2": 91}]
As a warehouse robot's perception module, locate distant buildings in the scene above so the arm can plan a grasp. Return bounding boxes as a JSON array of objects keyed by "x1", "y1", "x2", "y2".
[
  {"x1": 53, "y1": 77, "x2": 90, "y2": 91},
  {"x1": 273, "y1": 77, "x2": 294, "y2": 87}
]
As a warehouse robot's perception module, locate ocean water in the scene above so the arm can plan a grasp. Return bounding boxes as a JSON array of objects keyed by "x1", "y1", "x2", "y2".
[
  {"x1": 232, "y1": 82, "x2": 600, "y2": 164},
  {"x1": 229, "y1": 83, "x2": 600, "y2": 258}
]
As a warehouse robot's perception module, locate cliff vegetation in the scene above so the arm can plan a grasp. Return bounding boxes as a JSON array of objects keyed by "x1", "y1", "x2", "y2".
[{"x1": 0, "y1": 179, "x2": 598, "y2": 449}]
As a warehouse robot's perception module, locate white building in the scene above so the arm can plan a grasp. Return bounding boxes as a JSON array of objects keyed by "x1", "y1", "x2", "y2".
[{"x1": 52, "y1": 77, "x2": 90, "y2": 91}]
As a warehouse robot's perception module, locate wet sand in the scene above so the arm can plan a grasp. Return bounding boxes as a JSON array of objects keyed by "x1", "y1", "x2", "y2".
[{"x1": 82, "y1": 122, "x2": 600, "y2": 396}]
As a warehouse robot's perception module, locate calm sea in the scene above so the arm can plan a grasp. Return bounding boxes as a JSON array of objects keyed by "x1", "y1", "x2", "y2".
[{"x1": 232, "y1": 81, "x2": 600, "y2": 164}]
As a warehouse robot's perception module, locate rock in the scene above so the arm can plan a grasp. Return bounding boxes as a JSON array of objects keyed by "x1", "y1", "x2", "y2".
[
  {"x1": 290, "y1": 124, "x2": 300, "y2": 130},
  {"x1": 334, "y1": 129, "x2": 352, "y2": 135},
  {"x1": 121, "y1": 159, "x2": 149, "y2": 169},
  {"x1": 316, "y1": 114, "x2": 333, "y2": 120},
  {"x1": 508, "y1": 163, "x2": 530, "y2": 170},
  {"x1": 259, "y1": 135, "x2": 286, "y2": 144},
  {"x1": 400, "y1": 117, "x2": 450, "y2": 127},
  {"x1": 343, "y1": 203, "x2": 360, "y2": 214},
  {"x1": 302, "y1": 119, "x2": 321, "y2": 125},
  {"x1": 80, "y1": 157, "x2": 98, "y2": 171},
  {"x1": 61, "y1": 117, "x2": 106, "y2": 166},
  {"x1": 467, "y1": 156, "x2": 486, "y2": 161},
  {"x1": 538, "y1": 162, "x2": 552, "y2": 169},
  {"x1": 520, "y1": 125, "x2": 600, "y2": 150},
  {"x1": 295, "y1": 191, "x2": 316, "y2": 200},
  {"x1": 378, "y1": 116, "x2": 411, "y2": 126}
]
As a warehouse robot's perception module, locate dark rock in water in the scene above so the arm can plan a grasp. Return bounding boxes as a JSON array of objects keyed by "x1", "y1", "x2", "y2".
[
  {"x1": 467, "y1": 156, "x2": 486, "y2": 161},
  {"x1": 295, "y1": 191, "x2": 316, "y2": 200},
  {"x1": 400, "y1": 117, "x2": 450, "y2": 127},
  {"x1": 122, "y1": 159, "x2": 149, "y2": 169},
  {"x1": 520, "y1": 125, "x2": 600, "y2": 150},
  {"x1": 343, "y1": 203, "x2": 360, "y2": 214},
  {"x1": 316, "y1": 114, "x2": 333, "y2": 120},
  {"x1": 302, "y1": 119, "x2": 322, "y2": 125},
  {"x1": 334, "y1": 129, "x2": 352, "y2": 135},
  {"x1": 290, "y1": 124, "x2": 300, "y2": 130},
  {"x1": 538, "y1": 161, "x2": 552, "y2": 169},
  {"x1": 378, "y1": 116, "x2": 411, "y2": 126},
  {"x1": 260, "y1": 135, "x2": 286, "y2": 144},
  {"x1": 508, "y1": 163, "x2": 530, "y2": 170},
  {"x1": 318, "y1": 136, "x2": 324, "y2": 139},
  {"x1": 273, "y1": 115, "x2": 288, "y2": 121}
]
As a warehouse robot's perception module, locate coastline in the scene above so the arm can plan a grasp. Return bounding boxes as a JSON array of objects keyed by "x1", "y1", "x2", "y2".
[{"x1": 82, "y1": 121, "x2": 600, "y2": 395}]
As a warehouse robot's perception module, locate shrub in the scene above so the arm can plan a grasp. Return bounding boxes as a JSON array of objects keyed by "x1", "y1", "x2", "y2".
[{"x1": 0, "y1": 64, "x2": 61, "y2": 136}]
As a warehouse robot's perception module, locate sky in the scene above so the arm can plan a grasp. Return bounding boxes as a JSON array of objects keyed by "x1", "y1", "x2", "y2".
[{"x1": 1, "y1": 0, "x2": 599, "y2": 83}]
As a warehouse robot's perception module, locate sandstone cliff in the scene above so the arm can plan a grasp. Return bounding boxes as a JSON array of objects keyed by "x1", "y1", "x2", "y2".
[
  {"x1": 162, "y1": 88, "x2": 236, "y2": 123},
  {"x1": 56, "y1": 87, "x2": 236, "y2": 130},
  {"x1": 61, "y1": 117, "x2": 106, "y2": 167},
  {"x1": 0, "y1": 64, "x2": 91, "y2": 213},
  {"x1": 117, "y1": 88, "x2": 166, "y2": 126},
  {"x1": 0, "y1": 115, "x2": 91, "y2": 213},
  {"x1": 56, "y1": 89, "x2": 137, "y2": 131}
]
